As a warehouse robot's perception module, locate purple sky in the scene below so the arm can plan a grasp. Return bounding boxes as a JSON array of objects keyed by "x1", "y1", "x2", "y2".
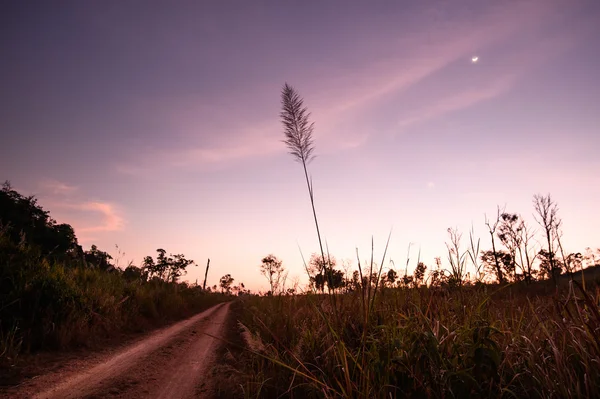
[{"x1": 2, "y1": 1, "x2": 599, "y2": 291}]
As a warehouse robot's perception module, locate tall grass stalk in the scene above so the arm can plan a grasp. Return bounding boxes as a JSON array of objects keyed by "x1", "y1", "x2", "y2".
[{"x1": 280, "y1": 83, "x2": 326, "y2": 277}]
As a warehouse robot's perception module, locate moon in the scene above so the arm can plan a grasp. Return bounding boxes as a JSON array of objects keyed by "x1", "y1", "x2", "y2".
[{"x1": 471, "y1": 56, "x2": 479, "y2": 63}]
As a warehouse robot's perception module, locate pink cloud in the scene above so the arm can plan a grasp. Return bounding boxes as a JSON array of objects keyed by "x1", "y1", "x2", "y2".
[
  {"x1": 73, "y1": 202, "x2": 125, "y2": 233},
  {"x1": 309, "y1": 0, "x2": 563, "y2": 117},
  {"x1": 115, "y1": 122, "x2": 283, "y2": 174},
  {"x1": 39, "y1": 179, "x2": 79, "y2": 196},
  {"x1": 396, "y1": 74, "x2": 517, "y2": 129},
  {"x1": 392, "y1": 23, "x2": 583, "y2": 130},
  {"x1": 36, "y1": 179, "x2": 125, "y2": 238},
  {"x1": 115, "y1": 0, "x2": 579, "y2": 174}
]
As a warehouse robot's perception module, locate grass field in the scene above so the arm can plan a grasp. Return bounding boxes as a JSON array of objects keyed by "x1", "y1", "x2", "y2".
[{"x1": 228, "y1": 273, "x2": 600, "y2": 398}]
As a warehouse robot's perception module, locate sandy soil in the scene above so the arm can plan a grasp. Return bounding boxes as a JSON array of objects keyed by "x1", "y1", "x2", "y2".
[{"x1": 3, "y1": 302, "x2": 231, "y2": 399}]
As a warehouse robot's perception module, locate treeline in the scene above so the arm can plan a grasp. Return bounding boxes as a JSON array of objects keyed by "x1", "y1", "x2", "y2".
[
  {"x1": 260, "y1": 194, "x2": 599, "y2": 295},
  {"x1": 0, "y1": 182, "x2": 227, "y2": 370}
]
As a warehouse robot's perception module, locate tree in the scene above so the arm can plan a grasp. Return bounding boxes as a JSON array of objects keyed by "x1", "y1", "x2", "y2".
[
  {"x1": 260, "y1": 254, "x2": 285, "y2": 294},
  {"x1": 386, "y1": 269, "x2": 398, "y2": 287},
  {"x1": 428, "y1": 257, "x2": 445, "y2": 287},
  {"x1": 219, "y1": 274, "x2": 234, "y2": 294},
  {"x1": 517, "y1": 219, "x2": 538, "y2": 283},
  {"x1": 481, "y1": 250, "x2": 514, "y2": 282},
  {"x1": 413, "y1": 262, "x2": 427, "y2": 287},
  {"x1": 565, "y1": 253, "x2": 583, "y2": 273},
  {"x1": 142, "y1": 249, "x2": 195, "y2": 282},
  {"x1": 538, "y1": 249, "x2": 563, "y2": 280},
  {"x1": 533, "y1": 194, "x2": 562, "y2": 283},
  {"x1": 307, "y1": 253, "x2": 345, "y2": 292},
  {"x1": 85, "y1": 244, "x2": 114, "y2": 271},
  {"x1": 485, "y1": 206, "x2": 505, "y2": 284},
  {"x1": 497, "y1": 213, "x2": 520, "y2": 278},
  {"x1": 308, "y1": 253, "x2": 336, "y2": 276},
  {"x1": 584, "y1": 247, "x2": 600, "y2": 268},
  {"x1": 326, "y1": 268, "x2": 345, "y2": 290},
  {"x1": 123, "y1": 265, "x2": 144, "y2": 281},
  {"x1": 0, "y1": 181, "x2": 79, "y2": 260},
  {"x1": 497, "y1": 213, "x2": 540, "y2": 283},
  {"x1": 350, "y1": 270, "x2": 361, "y2": 291}
]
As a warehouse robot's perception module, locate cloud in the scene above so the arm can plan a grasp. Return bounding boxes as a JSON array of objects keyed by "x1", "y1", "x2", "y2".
[
  {"x1": 167, "y1": 126, "x2": 283, "y2": 167},
  {"x1": 397, "y1": 74, "x2": 517, "y2": 129},
  {"x1": 70, "y1": 201, "x2": 125, "y2": 233},
  {"x1": 114, "y1": 0, "x2": 580, "y2": 175},
  {"x1": 50, "y1": 200, "x2": 125, "y2": 236},
  {"x1": 39, "y1": 179, "x2": 78, "y2": 195},
  {"x1": 392, "y1": 13, "x2": 586, "y2": 130},
  {"x1": 115, "y1": 122, "x2": 283, "y2": 175},
  {"x1": 309, "y1": 0, "x2": 562, "y2": 114},
  {"x1": 36, "y1": 179, "x2": 125, "y2": 237}
]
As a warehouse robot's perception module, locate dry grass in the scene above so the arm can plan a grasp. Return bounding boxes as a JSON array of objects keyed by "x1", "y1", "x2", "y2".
[{"x1": 231, "y1": 280, "x2": 600, "y2": 398}]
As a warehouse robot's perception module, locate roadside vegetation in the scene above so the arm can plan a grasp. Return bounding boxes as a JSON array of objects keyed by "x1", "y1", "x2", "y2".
[
  {"x1": 0, "y1": 182, "x2": 229, "y2": 379},
  {"x1": 219, "y1": 84, "x2": 600, "y2": 398}
]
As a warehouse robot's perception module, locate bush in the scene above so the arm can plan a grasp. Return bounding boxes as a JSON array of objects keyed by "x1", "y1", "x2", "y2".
[{"x1": 0, "y1": 230, "x2": 227, "y2": 368}]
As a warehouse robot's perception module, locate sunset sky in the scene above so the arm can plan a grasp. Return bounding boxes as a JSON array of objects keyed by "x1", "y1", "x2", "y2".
[{"x1": 2, "y1": 1, "x2": 599, "y2": 291}]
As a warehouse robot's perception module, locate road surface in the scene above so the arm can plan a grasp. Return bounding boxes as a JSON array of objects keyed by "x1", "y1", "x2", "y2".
[{"x1": 5, "y1": 302, "x2": 231, "y2": 399}]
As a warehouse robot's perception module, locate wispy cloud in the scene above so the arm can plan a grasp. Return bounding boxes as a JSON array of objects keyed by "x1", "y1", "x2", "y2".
[
  {"x1": 39, "y1": 179, "x2": 79, "y2": 195},
  {"x1": 393, "y1": 22, "x2": 583, "y2": 130},
  {"x1": 396, "y1": 74, "x2": 517, "y2": 129},
  {"x1": 36, "y1": 179, "x2": 125, "y2": 238},
  {"x1": 70, "y1": 201, "x2": 125, "y2": 233},
  {"x1": 114, "y1": 0, "x2": 581, "y2": 175},
  {"x1": 115, "y1": 122, "x2": 283, "y2": 175},
  {"x1": 309, "y1": 0, "x2": 562, "y2": 114}
]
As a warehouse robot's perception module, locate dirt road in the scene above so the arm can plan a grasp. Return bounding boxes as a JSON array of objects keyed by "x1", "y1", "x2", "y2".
[{"x1": 5, "y1": 302, "x2": 231, "y2": 399}]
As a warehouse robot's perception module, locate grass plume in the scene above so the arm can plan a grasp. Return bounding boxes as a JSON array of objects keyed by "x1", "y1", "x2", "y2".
[{"x1": 281, "y1": 83, "x2": 327, "y2": 276}]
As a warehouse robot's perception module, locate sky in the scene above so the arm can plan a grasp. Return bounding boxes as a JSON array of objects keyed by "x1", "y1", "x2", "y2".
[{"x1": 2, "y1": 0, "x2": 599, "y2": 291}]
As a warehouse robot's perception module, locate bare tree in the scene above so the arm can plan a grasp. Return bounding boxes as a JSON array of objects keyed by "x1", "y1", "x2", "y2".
[
  {"x1": 485, "y1": 206, "x2": 505, "y2": 284},
  {"x1": 533, "y1": 194, "x2": 562, "y2": 283},
  {"x1": 517, "y1": 219, "x2": 538, "y2": 283},
  {"x1": 260, "y1": 254, "x2": 285, "y2": 294}
]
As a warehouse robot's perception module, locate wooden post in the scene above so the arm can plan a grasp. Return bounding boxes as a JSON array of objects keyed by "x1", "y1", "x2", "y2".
[{"x1": 202, "y1": 258, "x2": 210, "y2": 290}]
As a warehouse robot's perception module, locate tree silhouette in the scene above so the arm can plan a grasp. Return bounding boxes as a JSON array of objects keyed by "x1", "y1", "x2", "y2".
[
  {"x1": 85, "y1": 245, "x2": 114, "y2": 271},
  {"x1": 413, "y1": 262, "x2": 427, "y2": 287},
  {"x1": 533, "y1": 194, "x2": 562, "y2": 284},
  {"x1": 497, "y1": 213, "x2": 521, "y2": 280},
  {"x1": 0, "y1": 181, "x2": 79, "y2": 260},
  {"x1": 219, "y1": 274, "x2": 234, "y2": 294},
  {"x1": 538, "y1": 249, "x2": 563, "y2": 280},
  {"x1": 260, "y1": 254, "x2": 285, "y2": 294},
  {"x1": 485, "y1": 206, "x2": 505, "y2": 284},
  {"x1": 142, "y1": 249, "x2": 195, "y2": 282},
  {"x1": 386, "y1": 269, "x2": 398, "y2": 287},
  {"x1": 481, "y1": 250, "x2": 515, "y2": 282}
]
